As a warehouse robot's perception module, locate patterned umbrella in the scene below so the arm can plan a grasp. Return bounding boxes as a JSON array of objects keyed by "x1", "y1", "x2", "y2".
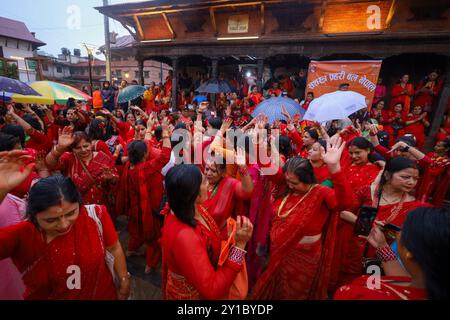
[
  {"x1": 0, "y1": 76, "x2": 41, "y2": 95},
  {"x1": 251, "y1": 97, "x2": 305, "y2": 124},
  {"x1": 196, "y1": 79, "x2": 232, "y2": 94},
  {"x1": 29, "y1": 81, "x2": 91, "y2": 104},
  {"x1": 117, "y1": 85, "x2": 146, "y2": 104}
]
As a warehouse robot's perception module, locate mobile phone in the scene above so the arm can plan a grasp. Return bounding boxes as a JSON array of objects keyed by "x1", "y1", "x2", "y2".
[
  {"x1": 382, "y1": 223, "x2": 401, "y2": 240},
  {"x1": 354, "y1": 206, "x2": 378, "y2": 236}
]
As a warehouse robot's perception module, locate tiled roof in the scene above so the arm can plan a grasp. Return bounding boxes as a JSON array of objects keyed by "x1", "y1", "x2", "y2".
[{"x1": 0, "y1": 16, "x2": 46, "y2": 46}]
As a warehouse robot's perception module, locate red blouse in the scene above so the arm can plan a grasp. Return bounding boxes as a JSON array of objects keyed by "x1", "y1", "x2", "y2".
[
  {"x1": 0, "y1": 205, "x2": 118, "y2": 300},
  {"x1": 162, "y1": 212, "x2": 242, "y2": 300}
]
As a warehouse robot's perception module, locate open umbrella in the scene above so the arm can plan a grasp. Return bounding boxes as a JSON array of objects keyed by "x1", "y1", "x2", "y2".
[
  {"x1": 0, "y1": 76, "x2": 42, "y2": 105},
  {"x1": 117, "y1": 85, "x2": 146, "y2": 104},
  {"x1": 303, "y1": 90, "x2": 367, "y2": 123},
  {"x1": 29, "y1": 81, "x2": 91, "y2": 104},
  {"x1": 196, "y1": 79, "x2": 232, "y2": 94},
  {"x1": 2, "y1": 92, "x2": 54, "y2": 105},
  {"x1": 251, "y1": 97, "x2": 305, "y2": 124},
  {"x1": 0, "y1": 76, "x2": 41, "y2": 95}
]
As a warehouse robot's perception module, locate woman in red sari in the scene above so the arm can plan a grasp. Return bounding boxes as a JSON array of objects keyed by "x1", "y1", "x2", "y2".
[
  {"x1": 384, "y1": 103, "x2": 406, "y2": 147},
  {"x1": 370, "y1": 100, "x2": 388, "y2": 124},
  {"x1": 203, "y1": 154, "x2": 253, "y2": 236},
  {"x1": 247, "y1": 86, "x2": 264, "y2": 106},
  {"x1": 335, "y1": 207, "x2": 450, "y2": 300},
  {"x1": 252, "y1": 137, "x2": 355, "y2": 299},
  {"x1": 287, "y1": 125, "x2": 319, "y2": 158},
  {"x1": 116, "y1": 128, "x2": 171, "y2": 273},
  {"x1": 404, "y1": 105, "x2": 430, "y2": 150},
  {"x1": 417, "y1": 139, "x2": 449, "y2": 207},
  {"x1": 162, "y1": 164, "x2": 253, "y2": 300},
  {"x1": 0, "y1": 173, "x2": 130, "y2": 300},
  {"x1": 330, "y1": 137, "x2": 382, "y2": 290},
  {"x1": 45, "y1": 128, "x2": 118, "y2": 207},
  {"x1": 390, "y1": 74, "x2": 414, "y2": 115},
  {"x1": 337, "y1": 157, "x2": 430, "y2": 287},
  {"x1": 414, "y1": 70, "x2": 443, "y2": 113},
  {"x1": 308, "y1": 140, "x2": 333, "y2": 187}
]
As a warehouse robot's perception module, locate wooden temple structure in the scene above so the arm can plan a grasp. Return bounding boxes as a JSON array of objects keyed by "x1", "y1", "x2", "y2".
[{"x1": 96, "y1": 0, "x2": 450, "y2": 146}]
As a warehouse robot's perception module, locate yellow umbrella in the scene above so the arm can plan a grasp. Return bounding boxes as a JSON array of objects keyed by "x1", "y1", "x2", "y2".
[{"x1": 9, "y1": 93, "x2": 54, "y2": 104}]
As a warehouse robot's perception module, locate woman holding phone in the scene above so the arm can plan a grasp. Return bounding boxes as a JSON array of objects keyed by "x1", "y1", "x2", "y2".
[
  {"x1": 336, "y1": 157, "x2": 431, "y2": 287},
  {"x1": 335, "y1": 207, "x2": 450, "y2": 300}
]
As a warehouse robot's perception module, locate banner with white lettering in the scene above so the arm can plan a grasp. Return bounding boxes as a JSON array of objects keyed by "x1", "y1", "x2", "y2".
[{"x1": 306, "y1": 60, "x2": 382, "y2": 109}]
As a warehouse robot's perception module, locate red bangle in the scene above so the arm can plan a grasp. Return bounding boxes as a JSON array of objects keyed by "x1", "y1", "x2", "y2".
[
  {"x1": 229, "y1": 246, "x2": 246, "y2": 265},
  {"x1": 376, "y1": 245, "x2": 397, "y2": 262},
  {"x1": 238, "y1": 166, "x2": 249, "y2": 177}
]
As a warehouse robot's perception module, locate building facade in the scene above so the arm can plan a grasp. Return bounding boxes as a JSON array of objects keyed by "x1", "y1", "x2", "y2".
[{"x1": 0, "y1": 16, "x2": 46, "y2": 82}]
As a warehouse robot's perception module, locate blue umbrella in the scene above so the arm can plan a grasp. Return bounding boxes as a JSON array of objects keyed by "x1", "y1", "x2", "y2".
[
  {"x1": 117, "y1": 85, "x2": 146, "y2": 104},
  {"x1": 0, "y1": 76, "x2": 41, "y2": 95},
  {"x1": 251, "y1": 97, "x2": 305, "y2": 124},
  {"x1": 193, "y1": 95, "x2": 208, "y2": 104},
  {"x1": 196, "y1": 79, "x2": 232, "y2": 94}
]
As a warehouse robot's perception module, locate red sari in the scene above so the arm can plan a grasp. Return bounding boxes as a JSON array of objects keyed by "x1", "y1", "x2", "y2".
[
  {"x1": 390, "y1": 83, "x2": 414, "y2": 115},
  {"x1": 202, "y1": 176, "x2": 252, "y2": 235},
  {"x1": 116, "y1": 147, "x2": 170, "y2": 268},
  {"x1": 383, "y1": 111, "x2": 406, "y2": 147},
  {"x1": 50, "y1": 151, "x2": 117, "y2": 206},
  {"x1": 330, "y1": 163, "x2": 381, "y2": 290},
  {"x1": 162, "y1": 206, "x2": 242, "y2": 300},
  {"x1": 334, "y1": 276, "x2": 426, "y2": 300},
  {"x1": 405, "y1": 114, "x2": 429, "y2": 149},
  {"x1": 252, "y1": 171, "x2": 354, "y2": 300},
  {"x1": 339, "y1": 186, "x2": 430, "y2": 286},
  {"x1": 417, "y1": 152, "x2": 449, "y2": 207},
  {"x1": 414, "y1": 79, "x2": 443, "y2": 113},
  {"x1": 0, "y1": 205, "x2": 118, "y2": 300}
]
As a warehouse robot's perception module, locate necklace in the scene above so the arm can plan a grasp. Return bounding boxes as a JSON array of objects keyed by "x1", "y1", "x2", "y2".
[{"x1": 277, "y1": 185, "x2": 317, "y2": 219}]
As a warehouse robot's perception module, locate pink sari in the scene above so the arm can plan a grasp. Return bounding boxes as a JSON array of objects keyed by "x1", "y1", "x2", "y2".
[{"x1": 0, "y1": 194, "x2": 26, "y2": 300}]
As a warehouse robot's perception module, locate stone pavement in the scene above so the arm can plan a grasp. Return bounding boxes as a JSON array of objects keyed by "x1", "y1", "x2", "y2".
[{"x1": 116, "y1": 216, "x2": 162, "y2": 300}]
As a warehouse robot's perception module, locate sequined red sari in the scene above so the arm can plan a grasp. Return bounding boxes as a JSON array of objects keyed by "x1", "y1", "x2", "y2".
[
  {"x1": 252, "y1": 171, "x2": 354, "y2": 300},
  {"x1": 334, "y1": 276, "x2": 426, "y2": 300}
]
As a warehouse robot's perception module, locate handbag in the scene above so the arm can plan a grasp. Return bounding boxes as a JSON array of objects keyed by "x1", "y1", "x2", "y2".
[
  {"x1": 218, "y1": 218, "x2": 248, "y2": 300},
  {"x1": 86, "y1": 205, "x2": 120, "y2": 288}
]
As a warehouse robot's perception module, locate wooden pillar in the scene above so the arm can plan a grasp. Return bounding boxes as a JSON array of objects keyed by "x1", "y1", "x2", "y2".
[
  {"x1": 211, "y1": 58, "x2": 219, "y2": 79},
  {"x1": 257, "y1": 58, "x2": 264, "y2": 92},
  {"x1": 171, "y1": 57, "x2": 179, "y2": 112},
  {"x1": 138, "y1": 58, "x2": 145, "y2": 85},
  {"x1": 426, "y1": 56, "x2": 450, "y2": 151},
  {"x1": 211, "y1": 57, "x2": 219, "y2": 107}
]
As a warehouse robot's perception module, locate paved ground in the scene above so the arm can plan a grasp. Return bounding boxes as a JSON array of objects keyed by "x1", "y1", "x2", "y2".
[{"x1": 116, "y1": 216, "x2": 162, "y2": 300}]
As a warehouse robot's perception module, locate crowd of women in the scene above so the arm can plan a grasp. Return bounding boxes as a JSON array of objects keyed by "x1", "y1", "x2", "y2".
[{"x1": 0, "y1": 66, "x2": 449, "y2": 301}]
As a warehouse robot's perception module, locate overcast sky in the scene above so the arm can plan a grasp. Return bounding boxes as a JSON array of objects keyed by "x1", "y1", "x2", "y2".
[{"x1": 4, "y1": 0, "x2": 147, "y2": 58}]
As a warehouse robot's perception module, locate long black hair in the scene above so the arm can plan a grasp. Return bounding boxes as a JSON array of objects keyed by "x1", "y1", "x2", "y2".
[
  {"x1": 26, "y1": 175, "x2": 82, "y2": 226},
  {"x1": 401, "y1": 207, "x2": 450, "y2": 300},
  {"x1": 127, "y1": 140, "x2": 147, "y2": 165},
  {"x1": 165, "y1": 164, "x2": 202, "y2": 228},
  {"x1": 1, "y1": 124, "x2": 25, "y2": 147},
  {"x1": 88, "y1": 118, "x2": 108, "y2": 141},
  {"x1": 0, "y1": 132, "x2": 20, "y2": 151}
]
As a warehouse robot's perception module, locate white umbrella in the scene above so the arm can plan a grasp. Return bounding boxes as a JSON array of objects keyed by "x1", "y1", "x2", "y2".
[{"x1": 303, "y1": 90, "x2": 367, "y2": 123}]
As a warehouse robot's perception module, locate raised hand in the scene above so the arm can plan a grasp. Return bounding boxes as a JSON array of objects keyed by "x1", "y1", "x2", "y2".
[
  {"x1": 235, "y1": 147, "x2": 246, "y2": 168},
  {"x1": 281, "y1": 105, "x2": 291, "y2": 121},
  {"x1": 0, "y1": 150, "x2": 35, "y2": 195},
  {"x1": 321, "y1": 135, "x2": 345, "y2": 173},
  {"x1": 220, "y1": 118, "x2": 233, "y2": 134},
  {"x1": 57, "y1": 126, "x2": 75, "y2": 150},
  {"x1": 388, "y1": 141, "x2": 409, "y2": 154}
]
